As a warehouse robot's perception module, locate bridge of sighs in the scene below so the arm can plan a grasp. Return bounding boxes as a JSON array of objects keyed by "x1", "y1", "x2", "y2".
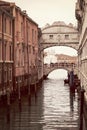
[{"x1": 39, "y1": 21, "x2": 79, "y2": 78}]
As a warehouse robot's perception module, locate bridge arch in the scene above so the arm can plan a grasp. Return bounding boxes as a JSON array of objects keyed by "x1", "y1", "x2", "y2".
[
  {"x1": 47, "y1": 68, "x2": 70, "y2": 77},
  {"x1": 43, "y1": 62, "x2": 77, "y2": 79},
  {"x1": 44, "y1": 46, "x2": 77, "y2": 57},
  {"x1": 47, "y1": 69, "x2": 68, "y2": 79},
  {"x1": 42, "y1": 45, "x2": 77, "y2": 52},
  {"x1": 40, "y1": 21, "x2": 79, "y2": 51}
]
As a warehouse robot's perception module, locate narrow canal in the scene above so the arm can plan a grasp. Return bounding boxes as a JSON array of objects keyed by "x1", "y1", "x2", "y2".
[{"x1": 0, "y1": 71, "x2": 79, "y2": 130}]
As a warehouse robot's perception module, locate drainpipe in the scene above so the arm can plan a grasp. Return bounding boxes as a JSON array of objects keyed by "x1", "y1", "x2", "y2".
[
  {"x1": 26, "y1": 21, "x2": 30, "y2": 98},
  {"x1": 2, "y1": 12, "x2": 4, "y2": 95},
  {"x1": 12, "y1": 18, "x2": 15, "y2": 93}
]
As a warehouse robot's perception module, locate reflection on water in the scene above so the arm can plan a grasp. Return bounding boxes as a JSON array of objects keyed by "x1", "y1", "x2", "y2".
[
  {"x1": 0, "y1": 78, "x2": 79, "y2": 130},
  {"x1": 70, "y1": 90, "x2": 75, "y2": 112},
  {"x1": 42, "y1": 79, "x2": 78, "y2": 130}
]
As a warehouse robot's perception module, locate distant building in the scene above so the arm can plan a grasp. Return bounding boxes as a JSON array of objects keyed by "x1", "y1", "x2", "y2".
[{"x1": 55, "y1": 54, "x2": 77, "y2": 64}]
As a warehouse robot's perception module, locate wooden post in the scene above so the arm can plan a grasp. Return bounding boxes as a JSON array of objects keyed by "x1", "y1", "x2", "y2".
[
  {"x1": 18, "y1": 79, "x2": 21, "y2": 102},
  {"x1": 28, "y1": 77, "x2": 30, "y2": 96},
  {"x1": 7, "y1": 89, "x2": 10, "y2": 123},
  {"x1": 35, "y1": 83, "x2": 37, "y2": 98},
  {"x1": 79, "y1": 87, "x2": 85, "y2": 130},
  {"x1": 27, "y1": 75, "x2": 31, "y2": 104},
  {"x1": 18, "y1": 79, "x2": 21, "y2": 111},
  {"x1": 35, "y1": 83, "x2": 37, "y2": 93},
  {"x1": 7, "y1": 89, "x2": 10, "y2": 107}
]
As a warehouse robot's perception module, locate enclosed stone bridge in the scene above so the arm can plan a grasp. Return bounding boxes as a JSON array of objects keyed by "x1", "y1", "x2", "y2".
[
  {"x1": 43, "y1": 62, "x2": 77, "y2": 78},
  {"x1": 40, "y1": 21, "x2": 79, "y2": 51}
]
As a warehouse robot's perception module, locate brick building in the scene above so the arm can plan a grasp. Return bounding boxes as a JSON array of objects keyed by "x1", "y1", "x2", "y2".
[
  {"x1": 0, "y1": 6, "x2": 14, "y2": 96},
  {"x1": 0, "y1": 1, "x2": 39, "y2": 97}
]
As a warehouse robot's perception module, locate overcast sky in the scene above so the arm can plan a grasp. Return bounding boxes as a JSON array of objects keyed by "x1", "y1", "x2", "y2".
[
  {"x1": 5, "y1": 0, "x2": 77, "y2": 28},
  {"x1": 5, "y1": 0, "x2": 77, "y2": 56}
]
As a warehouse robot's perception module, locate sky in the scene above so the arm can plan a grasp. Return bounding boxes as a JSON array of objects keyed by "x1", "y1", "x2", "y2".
[
  {"x1": 5, "y1": 0, "x2": 78, "y2": 57},
  {"x1": 5, "y1": 0, "x2": 77, "y2": 28}
]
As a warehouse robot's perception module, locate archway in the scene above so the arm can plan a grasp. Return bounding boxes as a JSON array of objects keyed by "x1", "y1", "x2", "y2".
[
  {"x1": 44, "y1": 46, "x2": 77, "y2": 64},
  {"x1": 47, "y1": 69, "x2": 68, "y2": 79}
]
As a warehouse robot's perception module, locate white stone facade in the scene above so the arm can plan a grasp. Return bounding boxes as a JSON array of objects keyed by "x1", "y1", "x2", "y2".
[
  {"x1": 76, "y1": 0, "x2": 87, "y2": 129},
  {"x1": 76, "y1": 0, "x2": 87, "y2": 94},
  {"x1": 40, "y1": 21, "x2": 79, "y2": 51}
]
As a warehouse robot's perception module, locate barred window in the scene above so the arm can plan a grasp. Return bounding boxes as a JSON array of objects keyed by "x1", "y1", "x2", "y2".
[
  {"x1": 65, "y1": 34, "x2": 69, "y2": 40},
  {"x1": 49, "y1": 35, "x2": 53, "y2": 39}
]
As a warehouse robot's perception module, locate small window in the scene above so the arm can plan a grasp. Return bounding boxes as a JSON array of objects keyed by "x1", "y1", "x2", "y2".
[
  {"x1": 49, "y1": 35, "x2": 53, "y2": 39},
  {"x1": 65, "y1": 34, "x2": 69, "y2": 39}
]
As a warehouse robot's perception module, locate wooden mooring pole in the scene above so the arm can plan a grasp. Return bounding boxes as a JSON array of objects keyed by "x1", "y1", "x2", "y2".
[
  {"x1": 79, "y1": 87, "x2": 85, "y2": 130},
  {"x1": 7, "y1": 89, "x2": 10, "y2": 123}
]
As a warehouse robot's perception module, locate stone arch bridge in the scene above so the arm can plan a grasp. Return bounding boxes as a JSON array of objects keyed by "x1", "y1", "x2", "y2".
[
  {"x1": 43, "y1": 62, "x2": 77, "y2": 78},
  {"x1": 40, "y1": 21, "x2": 79, "y2": 51},
  {"x1": 38, "y1": 21, "x2": 79, "y2": 81}
]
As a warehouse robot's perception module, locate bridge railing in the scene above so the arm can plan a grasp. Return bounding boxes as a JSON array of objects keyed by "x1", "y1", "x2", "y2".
[{"x1": 44, "y1": 62, "x2": 77, "y2": 68}]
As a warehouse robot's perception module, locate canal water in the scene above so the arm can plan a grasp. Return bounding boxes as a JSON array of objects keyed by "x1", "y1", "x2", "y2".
[{"x1": 0, "y1": 76, "x2": 79, "y2": 130}]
